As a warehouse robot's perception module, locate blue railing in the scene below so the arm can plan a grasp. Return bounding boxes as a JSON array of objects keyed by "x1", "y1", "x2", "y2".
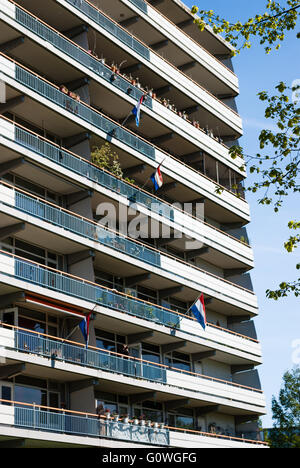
[
  {"x1": 15, "y1": 3, "x2": 151, "y2": 100},
  {"x1": 13, "y1": 256, "x2": 181, "y2": 329},
  {"x1": 64, "y1": 0, "x2": 150, "y2": 60},
  {"x1": 125, "y1": 0, "x2": 148, "y2": 14},
  {"x1": 14, "y1": 190, "x2": 161, "y2": 268},
  {"x1": 14, "y1": 125, "x2": 175, "y2": 222},
  {"x1": 12, "y1": 61, "x2": 155, "y2": 160},
  {"x1": 15, "y1": 329, "x2": 167, "y2": 384},
  {"x1": 15, "y1": 406, "x2": 169, "y2": 445}
]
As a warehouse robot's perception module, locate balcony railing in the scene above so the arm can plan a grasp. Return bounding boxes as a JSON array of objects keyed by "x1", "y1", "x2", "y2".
[
  {"x1": 6, "y1": 0, "x2": 241, "y2": 149},
  {"x1": 0, "y1": 181, "x2": 256, "y2": 303},
  {"x1": 0, "y1": 251, "x2": 181, "y2": 329},
  {"x1": 14, "y1": 328, "x2": 167, "y2": 384},
  {"x1": 13, "y1": 2, "x2": 152, "y2": 109},
  {"x1": 121, "y1": 0, "x2": 237, "y2": 77},
  {"x1": 1, "y1": 51, "x2": 246, "y2": 202},
  {"x1": 12, "y1": 62, "x2": 156, "y2": 160},
  {"x1": 2, "y1": 117, "x2": 250, "y2": 248},
  {"x1": 1, "y1": 323, "x2": 262, "y2": 396},
  {"x1": 62, "y1": 0, "x2": 240, "y2": 119},
  {"x1": 11, "y1": 185, "x2": 161, "y2": 268},
  {"x1": 6, "y1": 402, "x2": 168, "y2": 445},
  {"x1": 13, "y1": 122, "x2": 175, "y2": 222}
]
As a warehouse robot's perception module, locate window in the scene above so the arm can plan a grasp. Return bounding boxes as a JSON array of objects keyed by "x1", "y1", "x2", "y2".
[
  {"x1": 2, "y1": 173, "x2": 60, "y2": 205},
  {"x1": 165, "y1": 351, "x2": 191, "y2": 372},
  {"x1": 95, "y1": 329, "x2": 125, "y2": 354},
  {"x1": 18, "y1": 308, "x2": 58, "y2": 337},
  {"x1": 0, "y1": 238, "x2": 63, "y2": 270},
  {"x1": 1, "y1": 385, "x2": 12, "y2": 405},
  {"x1": 137, "y1": 286, "x2": 157, "y2": 303},
  {"x1": 13, "y1": 376, "x2": 60, "y2": 408},
  {"x1": 142, "y1": 342, "x2": 161, "y2": 365},
  {"x1": 95, "y1": 392, "x2": 128, "y2": 417},
  {"x1": 168, "y1": 412, "x2": 194, "y2": 430},
  {"x1": 133, "y1": 401, "x2": 163, "y2": 423}
]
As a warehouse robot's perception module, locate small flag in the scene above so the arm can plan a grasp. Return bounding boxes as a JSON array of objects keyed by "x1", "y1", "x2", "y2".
[
  {"x1": 150, "y1": 164, "x2": 164, "y2": 192},
  {"x1": 79, "y1": 313, "x2": 92, "y2": 348},
  {"x1": 132, "y1": 95, "x2": 144, "y2": 127},
  {"x1": 190, "y1": 294, "x2": 206, "y2": 330}
]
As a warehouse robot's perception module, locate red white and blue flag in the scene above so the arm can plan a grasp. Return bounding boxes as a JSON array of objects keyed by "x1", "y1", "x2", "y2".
[
  {"x1": 79, "y1": 313, "x2": 92, "y2": 348},
  {"x1": 150, "y1": 163, "x2": 164, "y2": 191},
  {"x1": 132, "y1": 95, "x2": 145, "y2": 127},
  {"x1": 190, "y1": 293, "x2": 206, "y2": 331}
]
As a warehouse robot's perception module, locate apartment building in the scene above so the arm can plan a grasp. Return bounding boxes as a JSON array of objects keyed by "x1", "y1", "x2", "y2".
[{"x1": 0, "y1": 0, "x2": 268, "y2": 448}]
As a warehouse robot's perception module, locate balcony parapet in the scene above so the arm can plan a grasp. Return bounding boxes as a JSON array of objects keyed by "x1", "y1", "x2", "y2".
[
  {"x1": 0, "y1": 399, "x2": 169, "y2": 446},
  {"x1": 0, "y1": 325, "x2": 265, "y2": 409}
]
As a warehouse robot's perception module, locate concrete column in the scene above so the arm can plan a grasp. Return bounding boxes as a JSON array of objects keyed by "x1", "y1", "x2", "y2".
[{"x1": 66, "y1": 319, "x2": 97, "y2": 414}]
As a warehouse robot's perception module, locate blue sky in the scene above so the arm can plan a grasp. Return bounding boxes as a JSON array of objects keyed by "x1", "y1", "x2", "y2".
[{"x1": 185, "y1": 0, "x2": 299, "y2": 427}]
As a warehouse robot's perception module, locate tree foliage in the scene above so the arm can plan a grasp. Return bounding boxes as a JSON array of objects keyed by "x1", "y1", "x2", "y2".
[
  {"x1": 191, "y1": 0, "x2": 300, "y2": 299},
  {"x1": 91, "y1": 143, "x2": 135, "y2": 183},
  {"x1": 267, "y1": 367, "x2": 300, "y2": 448},
  {"x1": 191, "y1": 1, "x2": 300, "y2": 54}
]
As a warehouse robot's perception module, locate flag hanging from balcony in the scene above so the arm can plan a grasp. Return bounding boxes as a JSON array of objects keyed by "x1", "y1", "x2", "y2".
[
  {"x1": 79, "y1": 313, "x2": 92, "y2": 348},
  {"x1": 190, "y1": 293, "x2": 206, "y2": 330},
  {"x1": 132, "y1": 95, "x2": 145, "y2": 127},
  {"x1": 150, "y1": 163, "x2": 164, "y2": 191}
]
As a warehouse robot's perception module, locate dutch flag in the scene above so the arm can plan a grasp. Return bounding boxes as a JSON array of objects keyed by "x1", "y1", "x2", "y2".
[
  {"x1": 132, "y1": 95, "x2": 145, "y2": 127},
  {"x1": 190, "y1": 293, "x2": 206, "y2": 331},
  {"x1": 79, "y1": 313, "x2": 92, "y2": 348},
  {"x1": 150, "y1": 164, "x2": 164, "y2": 192}
]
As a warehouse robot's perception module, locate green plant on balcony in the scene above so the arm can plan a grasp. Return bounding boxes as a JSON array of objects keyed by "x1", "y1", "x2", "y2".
[{"x1": 91, "y1": 143, "x2": 135, "y2": 187}]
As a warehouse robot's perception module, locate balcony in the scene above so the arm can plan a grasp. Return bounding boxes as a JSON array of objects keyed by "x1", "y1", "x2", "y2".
[
  {"x1": 0, "y1": 0, "x2": 245, "y2": 176},
  {"x1": 0, "y1": 401, "x2": 169, "y2": 446},
  {"x1": 0, "y1": 399, "x2": 268, "y2": 447},
  {"x1": 0, "y1": 53, "x2": 250, "y2": 225},
  {"x1": 0, "y1": 182, "x2": 257, "y2": 315},
  {"x1": 0, "y1": 116, "x2": 251, "y2": 249},
  {"x1": 97, "y1": 0, "x2": 239, "y2": 93},
  {"x1": 9, "y1": 0, "x2": 243, "y2": 137},
  {"x1": 0, "y1": 325, "x2": 265, "y2": 412}
]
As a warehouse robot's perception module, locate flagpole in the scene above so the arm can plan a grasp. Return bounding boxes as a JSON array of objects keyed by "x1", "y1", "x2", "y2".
[{"x1": 121, "y1": 111, "x2": 133, "y2": 127}]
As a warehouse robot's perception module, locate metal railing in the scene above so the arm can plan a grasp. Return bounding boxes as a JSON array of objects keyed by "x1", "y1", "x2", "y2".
[
  {"x1": 0, "y1": 323, "x2": 262, "y2": 394},
  {"x1": 13, "y1": 61, "x2": 155, "y2": 160},
  {"x1": 14, "y1": 405, "x2": 169, "y2": 445},
  {"x1": 13, "y1": 124, "x2": 175, "y2": 223},
  {"x1": 0, "y1": 180, "x2": 256, "y2": 299},
  {"x1": 63, "y1": 0, "x2": 240, "y2": 118},
  {"x1": 64, "y1": 0, "x2": 150, "y2": 60},
  {"x1": 15, "y1": 1, "x2": 150, "y2": 68},
  {"x1": 3, "y1": 117, "x2": 251, "y2": 248},
  {"x1": 5, "y1": 252, "x2": 181, "y2": 329},
  {"x1": 13, "y1": 188, "x2": 160, "y2": 268},
  {"x1": 15, "y1": 329, "x2": 167, "y2": 383}
]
